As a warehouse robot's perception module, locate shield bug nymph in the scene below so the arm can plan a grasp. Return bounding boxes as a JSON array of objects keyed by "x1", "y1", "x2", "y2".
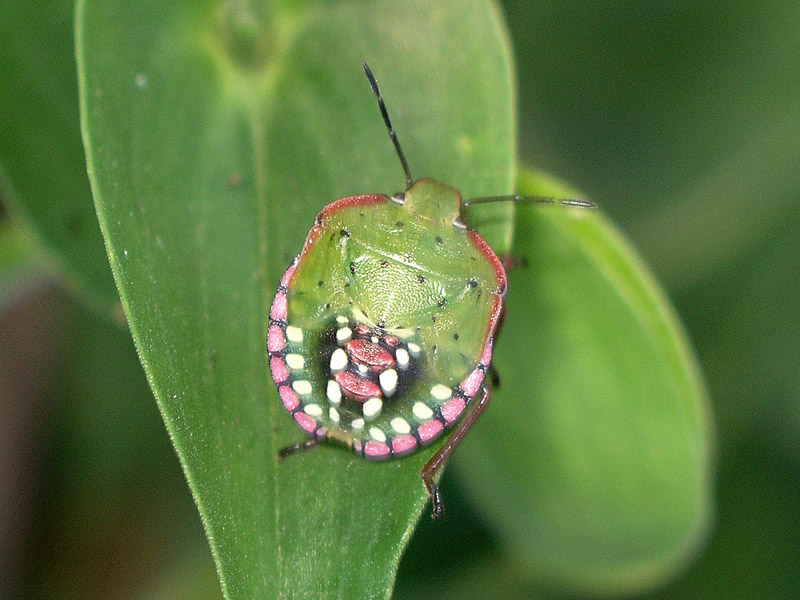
[{"x1": 267, "y1": 62, "x2": 594, "y2": 518}]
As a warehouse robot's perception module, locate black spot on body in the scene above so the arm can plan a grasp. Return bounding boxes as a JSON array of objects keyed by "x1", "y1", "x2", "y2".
[
  {"x1": 417, "y1": 274, "x2": 425, "y2": 283},
  {"x1": 435, "y1": 236, "x2": 443, "y2": 244},
  {"x1": 324, "y1": 302, "x2": 331, "y2": 309},
  {"x1": 349, "y1": 261, "x2": 356, "y2": 274},
  {"x1": 469, "y1": 278, "x2": 478, "y2": 288},
  {"x1": 431, "y1": 315, "x2": 437, "y2": 323},
  {"x1": 340, "y1": 227, "x2": 350, "y2": 237},
  {"x1": 380, "y1": 259, "x2": 389, "y2": 268},
  {"x1": 396, "y1": 221, "x2": 403, "y2": 227},
  {"x1": 438, "y1": 298, "x2": 446, "y2": 308},
  {"x1": 453, "y1": 333, "x2": 459, "y2": 340},
  {"x1": 317, "y1": 280, "x2": 323, "y2": 287}
]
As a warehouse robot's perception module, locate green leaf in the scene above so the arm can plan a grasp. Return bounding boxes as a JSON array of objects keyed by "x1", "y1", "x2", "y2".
[
  {"x1": 0, "y1": 219, "x2": 49, "y2": 307},
  {"x1": 453, "y1": 168, "x2": 714, "y2": 594},
  {"x1": 0, "y1": 1, "x2": 119, "y2": 315},
  {"x1": 76, "y1": 1, "x2": 513, "y2": 598}
]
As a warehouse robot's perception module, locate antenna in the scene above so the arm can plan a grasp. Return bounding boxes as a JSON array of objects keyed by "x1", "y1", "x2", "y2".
[
  {"x1": 463, "y1": 195, "x2": 597, "y2": 209},
  {"x1": 362, "y1": 62, "x2": 414, "y2": 189}
]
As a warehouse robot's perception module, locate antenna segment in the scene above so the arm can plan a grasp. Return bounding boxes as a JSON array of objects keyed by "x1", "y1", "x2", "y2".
[
  {"x1": 362, "y1": 62, "x2": 414, "y2": 189},
  {"x1": 463, "y1": 195, "x2": 597, "y2": 209}
]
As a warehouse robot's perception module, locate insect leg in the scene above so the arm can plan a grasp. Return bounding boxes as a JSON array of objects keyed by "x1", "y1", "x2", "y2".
[
  {"x1": 487, "y1": 364, "x2": 501, "y2": 388},
  {"x1": 278, "y1": 436, "x2": 324, "y2": 459},
  {"x1": 421, "y1": 385, "x2": 492, "y2": 519},
  {"x1": 500, "y1": 254, "x2": 528, "y2": 270}
]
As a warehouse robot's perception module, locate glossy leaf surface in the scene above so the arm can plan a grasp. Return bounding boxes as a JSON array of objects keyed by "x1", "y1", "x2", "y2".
[
  {"x1": 456, "y1": 170, "x2": 713, "y2": 594},
  {"x1": 76, "y1": 1, "x2": 514, "y2": 597}
]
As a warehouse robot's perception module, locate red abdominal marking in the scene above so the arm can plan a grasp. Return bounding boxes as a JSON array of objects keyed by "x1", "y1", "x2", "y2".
[
  {"x1": 334, "y1": 371, "x2": 381, "y2": 402},
  {"x1": 345, "y1": 338, "x2": 394, "y2": 371},
  {"x1": 329, "y1": 326, "x2": 406, "y2": 404}
]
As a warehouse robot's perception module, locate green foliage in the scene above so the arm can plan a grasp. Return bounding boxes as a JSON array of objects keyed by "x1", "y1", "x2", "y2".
[
  {"x1": 461, "y1": 169, "x2": 712, "y2": 593},
  {"x1": 0, "y1": 0, "x2": 119, "y2": 315},
  {"x1": 76, "y1": 1, "x2": 515, "y2": 598},
  {"x1": 1, "y1": 1, "x2": 751, "y2": 598},
  {"x1": 0, "y1": 219, "x2": 47, "y2": 305}
]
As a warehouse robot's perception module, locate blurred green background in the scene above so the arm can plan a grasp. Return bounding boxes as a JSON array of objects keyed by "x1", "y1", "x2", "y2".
[{"x1": 1, "y1": 2, "x2": 798, "y2": 599}]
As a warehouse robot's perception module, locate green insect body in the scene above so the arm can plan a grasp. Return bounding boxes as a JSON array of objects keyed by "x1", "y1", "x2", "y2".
[
  {"x1": 266, "y1": 62, "x2": 591, "y2": 518},
  {"x1": 268, "y1": 178, "x2": 505, "y2": 460}
]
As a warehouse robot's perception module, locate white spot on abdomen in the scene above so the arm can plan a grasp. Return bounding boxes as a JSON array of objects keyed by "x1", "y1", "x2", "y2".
[
  {"x1": 390, "y1": 417, "x2": 411, "y2": 434},
  {"x1": 286, "y1": 326, "x2": 303, "y2": 343},
  {"x1": 304, "y1": 403, "x2": 322, "y2": 417},
  {"x1": 292, "y1": 380, "x2": 312, "y2": 395},
  {"x1": 396, "y1": 348, "x2": 410, "y2": 368},
  {"x1": 363, "y1": 397, "x2": 383, "y2": 420},
  {"x1": 285, "y1": 353, "x2": 304, "y2": 370},
  {"x1": 379, "y1": 369, "x2": 398, "y2": 396},
  {"x1": 430, "y1": 384, "x2": 452, "y2": 401},
  {"x1": 413, "y1": 402, "x2": 434, "y2": 420},
  {"x1": 326, "y1": 380, "x2": 342, "y2": 405},
  {"x1": 329, "y1": 348, "x2": 348, "y2": 371}
]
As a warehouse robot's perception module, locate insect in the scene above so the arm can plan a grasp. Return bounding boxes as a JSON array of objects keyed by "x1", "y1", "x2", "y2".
[{"x1": 268, "y1": 63, "x2": 593, "y2": 518}]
